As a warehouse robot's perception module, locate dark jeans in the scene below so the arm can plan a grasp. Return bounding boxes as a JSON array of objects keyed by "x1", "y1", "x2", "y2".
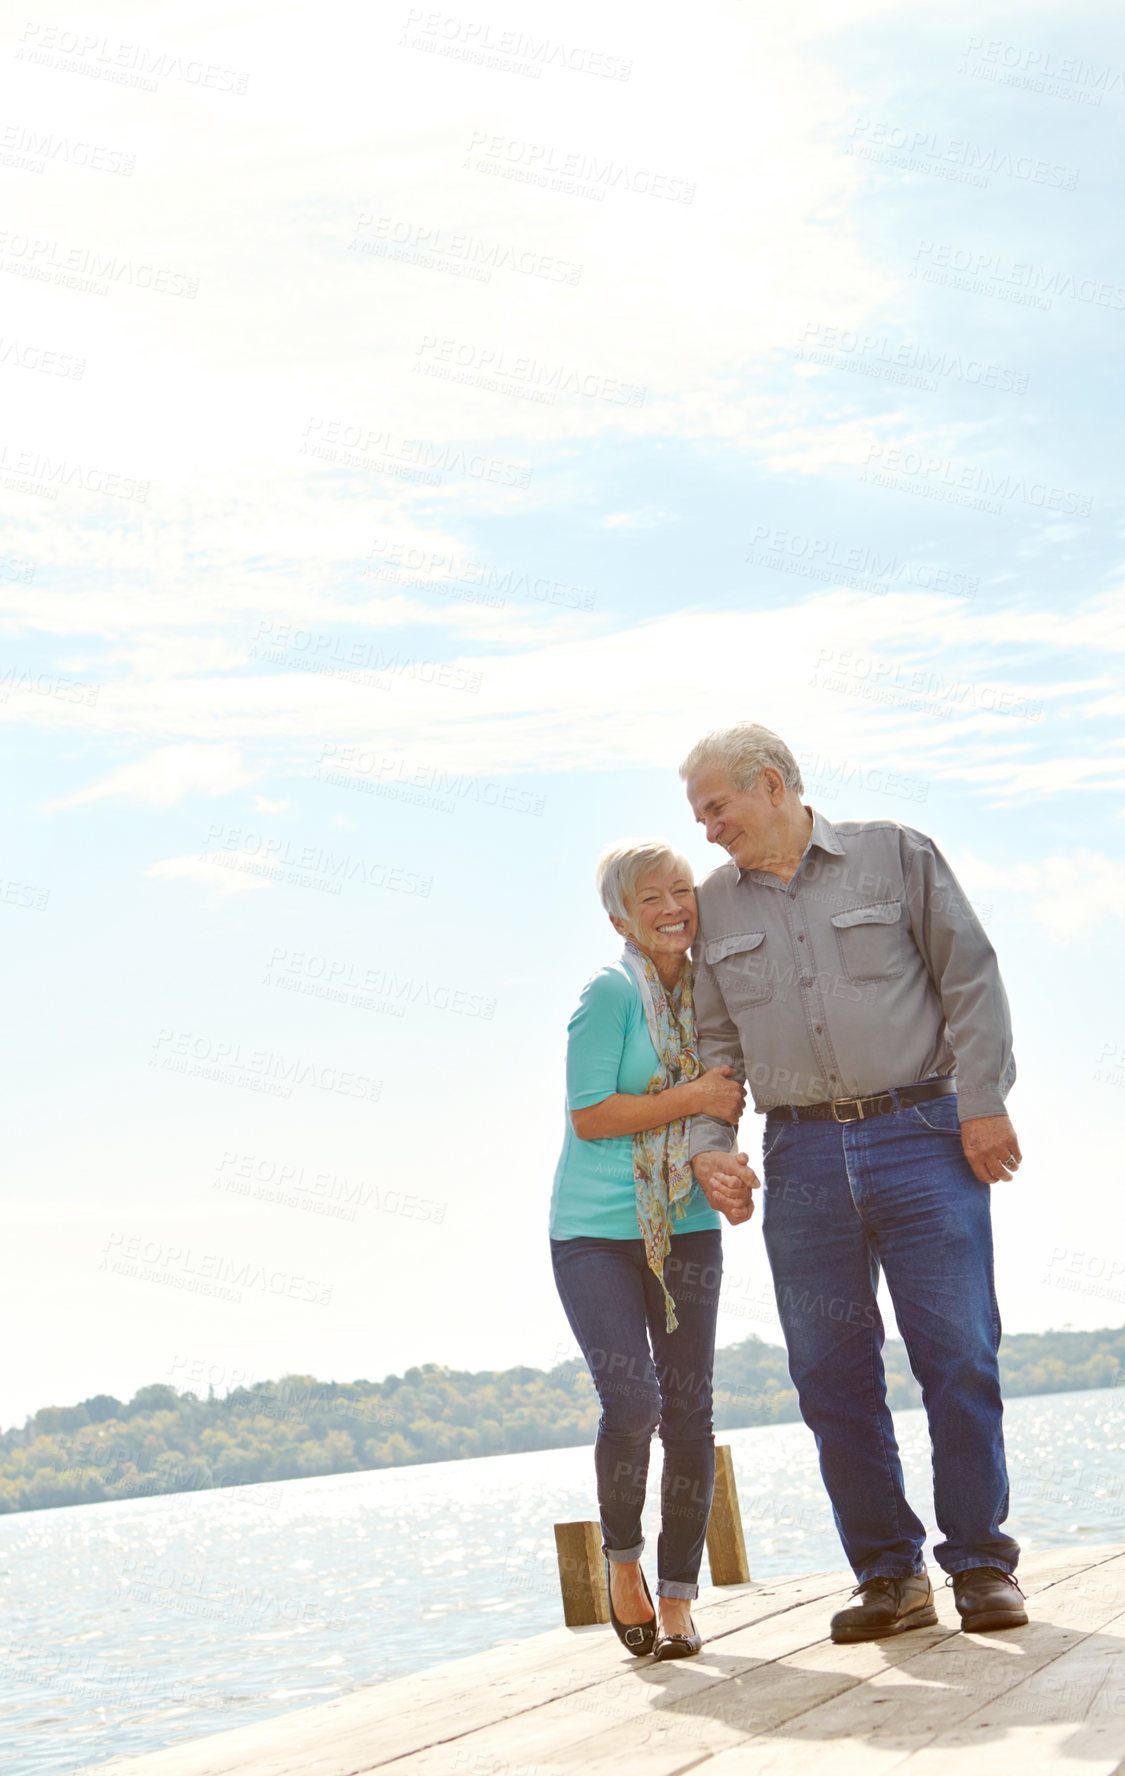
[
  {"x1": 550, "y1": 1229, "x2": 722, "y2": 1598},
  {"x1": 761, "y1": 1090, "x2": 1019, "y2": 1583}
]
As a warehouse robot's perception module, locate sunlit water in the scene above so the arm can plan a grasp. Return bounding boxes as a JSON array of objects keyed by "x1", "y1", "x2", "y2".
[{"x1": 2, "y1": 1387, "x2": 1122, "y2": 1775}]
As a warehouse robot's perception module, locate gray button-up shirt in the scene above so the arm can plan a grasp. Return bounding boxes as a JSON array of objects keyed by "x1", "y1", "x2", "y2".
[{"x1": 689, "y1": 809, "x2": 1015, "y2": 1154}]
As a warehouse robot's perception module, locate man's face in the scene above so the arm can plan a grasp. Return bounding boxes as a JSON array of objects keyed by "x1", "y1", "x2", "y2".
[{"x1": 685, "y1": 764, "x2": 783, "y2": 871}]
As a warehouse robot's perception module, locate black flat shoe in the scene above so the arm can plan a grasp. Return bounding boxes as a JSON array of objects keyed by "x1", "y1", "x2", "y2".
[
  {"x1": 605, "y1": 1558, "x2": 657, "y2": 1656},
  {"x1": 652, "y1": 1618, "x2": 702, "y2": 1661}
]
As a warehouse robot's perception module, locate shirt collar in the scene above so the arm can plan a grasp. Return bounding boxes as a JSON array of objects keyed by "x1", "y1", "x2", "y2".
[
  {"x1": 806, "y1": 807, "x2": 845, "y2": 857},
  {"x1": 737, "y1": 806, "x2": 844, "y2": 882}
]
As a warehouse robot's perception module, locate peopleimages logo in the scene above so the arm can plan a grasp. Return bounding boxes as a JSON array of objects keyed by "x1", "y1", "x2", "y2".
[
  {"x1": 352, "y1": 214, "x2": 583, "y2": 286},
  {"x1": 848, "y1": 117, "x2": 1079, "y2": 190},
  {"x1": 300, "y1": 417, "x2": 533, "y2": 488},
  {"x1": 912, "y1": 240, "x2": 1125, "y2": 309},
  {"x1": 463, "y1": 130, "x2": 696, "y2": 205},
  {"x1": 317, "y1": 745, "x2": 545, "y2": 817},
  {"x1": 414, "y1": 335, "x2": 646, "y2": 407},
  {"x1": 202, "y1": 825, "x2": 434, "y2": 898},
  {"x1": 401, "y1": 12, "x2": 632, "y2": 82},
  {"x1": 149, "y1": 1028, "x2": 383, "y2": 1102},
  {"x1": 0, "y1": 442, "x2": 148, "y2": 502},
  {"x1": 366, "y1": 538, "x2": 595, "y2": 610},
  {"x1": 797, "y1": 323, "x2": 1029, "y2": 394},
  {"x1": 0, "y1": 122, "x2": 135, "y2": 175},
  {"x1": 862, "y1": 445, "x2": 1091, "y2": 517},
  {"x1": 748, "y1": 525, "x2": 979, "y2": 599},
  {"x1": 100, "y1": 1233, "x2": 333, "y2": 1306},
  {"x1": 0, "y1": 230, "x2": 197, "y2": 297},
  {"x1": 17, "y1": 22, "x2": 250, "y2": 94},
  {"x1": 265, "y1": 944, "x2": 498, "y2": 1018},
  {"x1": 959, "y1": 35, "x2": 1125, "y2": 102}
]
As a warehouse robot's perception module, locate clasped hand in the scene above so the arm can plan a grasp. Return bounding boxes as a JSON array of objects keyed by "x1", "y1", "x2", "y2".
[{"x1": 691, "y1": 1148, "x2": 760, "y2": 1226}]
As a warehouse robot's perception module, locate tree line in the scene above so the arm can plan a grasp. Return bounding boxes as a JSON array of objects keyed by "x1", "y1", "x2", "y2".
[{"x1": 1, "y1": 1325, "x2": 1121, "y2": 1514}]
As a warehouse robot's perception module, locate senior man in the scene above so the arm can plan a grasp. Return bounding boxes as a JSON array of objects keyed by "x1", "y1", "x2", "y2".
[{"x1": 683, "y1": 721, "x2": 1026, "y2": 1641}]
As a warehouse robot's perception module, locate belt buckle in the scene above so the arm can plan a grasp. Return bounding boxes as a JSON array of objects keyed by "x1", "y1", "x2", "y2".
[{"x1": 831, "y1": 1097, "x2": 864, "y2": 1123}]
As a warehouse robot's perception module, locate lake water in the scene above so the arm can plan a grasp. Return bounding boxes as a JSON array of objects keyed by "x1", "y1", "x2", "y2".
[{"x1": 2, "y1": 1386, "x2": 1123, "y2": 1776}]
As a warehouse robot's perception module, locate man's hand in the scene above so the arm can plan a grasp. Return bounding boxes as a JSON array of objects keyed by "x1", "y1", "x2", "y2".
[
  {"x1": 960, "y1": 1114, "x2": 1022, "y2": 1184},
  {"x1": 692, "y1": 1148, "x2": 760, "y2": 1225}
]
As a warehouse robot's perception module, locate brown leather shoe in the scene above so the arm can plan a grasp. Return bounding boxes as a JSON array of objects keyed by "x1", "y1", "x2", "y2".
[
  {"x1": 951, "y1": 1567, "x2": 1028, "y2": 1632},
  {"x1": 830, "y1": 1572, "x2": 938, "y2": 1643}
]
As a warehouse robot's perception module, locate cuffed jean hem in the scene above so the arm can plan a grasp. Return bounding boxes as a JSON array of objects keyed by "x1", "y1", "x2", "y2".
[
  {"x1": 604, "y1": 1542, "x2": 644, "y2": 1564},
  {"x1": 857, "y1": 1560, "x2": 928, "y2": 1584},
  {"x1": 944, "y1": 1557, "x2": 1017, "y2": 1577},
  {"x1": 657, "y1": 1579, "x2": 698, "y2": 1600}
]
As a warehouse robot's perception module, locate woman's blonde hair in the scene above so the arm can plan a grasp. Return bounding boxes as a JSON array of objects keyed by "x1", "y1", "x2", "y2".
[{"x1": 595, "y1": 838, "x2": 694, "y2": 928}]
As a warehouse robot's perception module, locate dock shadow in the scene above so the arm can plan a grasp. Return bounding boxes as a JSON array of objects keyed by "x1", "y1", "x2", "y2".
[{"x1": 639, "y1": 1616, "x2": 1125, "y2": 1762}]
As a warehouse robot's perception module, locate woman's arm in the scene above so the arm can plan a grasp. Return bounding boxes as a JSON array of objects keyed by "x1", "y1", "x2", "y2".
[{"x1": 571, "y1": 1067, "x2": 744, "y2": 1141}]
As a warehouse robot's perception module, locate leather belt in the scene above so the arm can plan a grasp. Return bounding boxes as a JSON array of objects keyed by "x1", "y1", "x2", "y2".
[{"x1": 775, "y1": 1078, "x2": 957, "y2": 1125}]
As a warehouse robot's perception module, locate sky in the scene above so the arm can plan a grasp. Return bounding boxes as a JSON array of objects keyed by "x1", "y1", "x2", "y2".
[{"x1": 2, "y1": 0, "x2": 1124, "y2": 1428}]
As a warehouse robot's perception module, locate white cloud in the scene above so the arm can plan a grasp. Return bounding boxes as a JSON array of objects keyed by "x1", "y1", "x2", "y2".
[
  {"x1": 253, "y1": 795, "x2": 289, "y2": 813},
  {"x1": 0, "y1": 0, "x2": 1118, "y2": 829},
  {"x1": 144, "y1": 855, "x2": 268, "y2": 898},
  {"x1": 45, "y1": 745, "x2": 258, "y2": 810},
  {"x1": 12, "y1": 590, "x2": 1117, "y2": 809},
  {"x1": 0, "y1": 0, "x2": 893, "y2": 504},
  {"x1": 960, "y1": 850, "x2": 1125, "y2": 943}
]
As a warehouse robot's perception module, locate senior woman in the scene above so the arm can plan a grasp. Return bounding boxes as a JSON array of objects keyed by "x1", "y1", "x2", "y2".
[{"x1": 548, "y1": 838, "x2": 752, "y2": 1661}]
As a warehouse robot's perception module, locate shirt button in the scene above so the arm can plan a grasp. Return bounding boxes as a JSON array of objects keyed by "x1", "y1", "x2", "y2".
[
  {"x1": 797, "y1": 934, "x2": 805, "y2": 942},
  {"x1": 815, "y1": 1025, "x2": 823, "y2": 1034},
  {"x1": 801, "y1": 977, "x2": 813, "y2": 988}
]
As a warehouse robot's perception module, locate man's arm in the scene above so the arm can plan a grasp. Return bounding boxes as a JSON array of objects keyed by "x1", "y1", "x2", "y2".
[
  {"x1": 689, "y1": 937, "x2": 760, "y2": 1216},
  {"x1": 902, "y1": 830, "x2": 1020, "y2": 1183},
  {"x1": 688, "y1": 943, "x2": 745, "y2": 1159}
]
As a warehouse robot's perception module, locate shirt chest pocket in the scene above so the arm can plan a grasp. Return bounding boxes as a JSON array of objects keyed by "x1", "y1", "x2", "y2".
[
  {"x1": 704, "y1": 931, "x2": 772, "y2": 1006},
  {"x1": 831, "y1": 902, "x2": 907, "y2": 982}
]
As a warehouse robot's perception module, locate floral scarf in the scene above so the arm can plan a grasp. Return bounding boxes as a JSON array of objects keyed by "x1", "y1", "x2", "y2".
[{"x1": 620, "y1": 940, "x2": 703, "y2": 1332}]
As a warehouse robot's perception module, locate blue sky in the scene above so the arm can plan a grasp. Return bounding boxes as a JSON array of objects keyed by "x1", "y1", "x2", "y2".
[{"x1": 2, "y1": 0, "x2": 1124, "y2": 1426}]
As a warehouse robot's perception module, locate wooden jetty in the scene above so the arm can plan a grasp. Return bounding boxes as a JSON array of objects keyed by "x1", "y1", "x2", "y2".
[{"x1": 77, "y1": 1542, "x2": 1125, "y2": 1775}]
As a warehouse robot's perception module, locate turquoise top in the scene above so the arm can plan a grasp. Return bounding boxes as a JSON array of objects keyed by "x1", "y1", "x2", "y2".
[{"x1": 548, "y1": 962, "x2": 722, "y2": 1241}]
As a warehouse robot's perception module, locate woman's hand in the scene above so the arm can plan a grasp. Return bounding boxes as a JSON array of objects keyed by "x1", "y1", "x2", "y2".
[
  {"x1": 689, "y1": 1065, "x2": 746, "y2": 1126},
  {"x1": 570, "y1": 1068, "x2": 744, "y2": 1142},
  {"x1": 692, "y1": 1149, "x2": 760, "y2": 1224}
]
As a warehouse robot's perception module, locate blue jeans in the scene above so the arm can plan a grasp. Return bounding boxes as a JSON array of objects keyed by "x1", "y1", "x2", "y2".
[
  {"x1": 550, "y1": 1229, "x2": 722, "y2": 1599},
  {"x1": 760, "y1": 1091, "x2": 1019, "y2": 1583}
]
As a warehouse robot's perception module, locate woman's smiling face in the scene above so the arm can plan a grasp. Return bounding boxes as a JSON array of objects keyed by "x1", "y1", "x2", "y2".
[{"x1": 612, "y1": 863, "x2": 698, "y2": 967}]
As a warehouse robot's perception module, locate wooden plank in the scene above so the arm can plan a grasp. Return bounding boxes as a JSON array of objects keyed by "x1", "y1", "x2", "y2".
[
  {"x1": 554, "y1": 1521, "x2": 609, "y2": 1626},
  {"x1": 683, "y1": 1549, "x2": 1125, "y2": 1776},
  {"x1": 412, "y1": 1550, "x2": 1125, "y2": 1776},
  {"x1": 385, "y1": 1583, "x2": 909, "y2": 1775},
  {"x1": 72, "y1": 1548, "x2": 1125, "y2": 1776},
  {"x1": 896, "y1": 1602, "x2": 1125, "y2": 1774},
  {"x1": 707, "y1": 1447, "x2": 750, "y2": 1587},
  {"x1": 72, "y1": 1568, "x2": 853, "y2": 1776}
]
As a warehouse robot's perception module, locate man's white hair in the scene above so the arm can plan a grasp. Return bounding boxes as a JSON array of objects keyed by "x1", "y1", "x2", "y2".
[
  {"x1": 595, "y1": 837, "x2": 694, "y2": 926},
  {"x1": 678, "y1": 722, "x2": 804, "y2": 795}
]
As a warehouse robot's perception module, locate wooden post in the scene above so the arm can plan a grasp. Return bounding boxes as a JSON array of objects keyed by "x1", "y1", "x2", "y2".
[
  {"x1": 707, "y1": 1444, "x2": 750, "y2": 1586},
  {"x1": 554, "y1": 1520, "x2": 609, "y2": 1626}
]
